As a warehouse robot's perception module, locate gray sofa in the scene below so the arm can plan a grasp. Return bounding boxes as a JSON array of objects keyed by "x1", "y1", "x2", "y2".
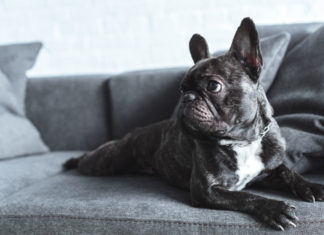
[{"x1": 1, "y1": 23, "x2": 324, "y2": 234}]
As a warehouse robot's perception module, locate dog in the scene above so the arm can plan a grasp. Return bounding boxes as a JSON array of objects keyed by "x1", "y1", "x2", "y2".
[{"x1": 64, "y1": 17, "x2": 324, "y2": 231}]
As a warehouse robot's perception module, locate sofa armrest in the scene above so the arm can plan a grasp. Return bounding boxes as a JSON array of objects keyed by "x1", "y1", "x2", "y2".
[
  {"x1": 26, "y1": 74, "x2": 111, "y2": 151},
  {"x1": 108, "y1": 67, "x2": 188, "y2": 139}
]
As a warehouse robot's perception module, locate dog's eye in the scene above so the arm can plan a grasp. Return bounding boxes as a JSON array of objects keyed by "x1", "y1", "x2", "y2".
[{"x1": 207, "y1": 80, "x2": 222, "y2": 92}]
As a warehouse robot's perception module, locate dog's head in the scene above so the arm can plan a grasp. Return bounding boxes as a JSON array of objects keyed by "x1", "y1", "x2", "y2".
[{"x1": 178, "y1": 17, "x2": 272, "y2": 141}]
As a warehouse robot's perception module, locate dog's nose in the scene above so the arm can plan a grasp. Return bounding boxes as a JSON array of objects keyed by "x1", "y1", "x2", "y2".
[{"x1": 182, "y1": 92, "x2": 197, "y2": 103}]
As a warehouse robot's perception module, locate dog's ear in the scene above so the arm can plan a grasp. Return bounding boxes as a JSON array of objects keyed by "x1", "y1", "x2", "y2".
[
  {"x1": 189, "y1": 34, "x2": 210, "y2": 64},
  {"x1": 229, "y1": 17, "x2": 263, "y2": 81}
]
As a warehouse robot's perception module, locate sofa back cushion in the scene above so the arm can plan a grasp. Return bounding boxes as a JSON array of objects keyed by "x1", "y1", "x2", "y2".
[
  {"x1": 107, "y1": 68, "x2": 186, "y2": 139},
  {"x1": 26, "y1": 75, "x2": 111, "y2": 151},
  {"x1": 257, "y1": 22, "x2": 323, "y2": 51}
]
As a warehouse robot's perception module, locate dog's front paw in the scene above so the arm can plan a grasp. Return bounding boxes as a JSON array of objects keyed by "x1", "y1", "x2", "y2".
[
  {"x1": 255, "y1": 200, "x2": 298, "y2": 231},
  {"x1": 291, "y1": 179, "x2": 324, "y2": 202}
]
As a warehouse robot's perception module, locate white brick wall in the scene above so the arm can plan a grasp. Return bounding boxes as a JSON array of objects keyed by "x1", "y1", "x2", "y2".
[{"x1": 0, "y1": 0, "x2": 323, "y2": 76}]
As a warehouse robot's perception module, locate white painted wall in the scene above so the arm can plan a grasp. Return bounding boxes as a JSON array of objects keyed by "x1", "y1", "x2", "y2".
[{"x1": 0, "y1": 0, "x2": 323, "y2": 76}]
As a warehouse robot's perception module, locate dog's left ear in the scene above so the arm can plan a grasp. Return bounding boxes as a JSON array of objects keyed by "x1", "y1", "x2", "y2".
[
  {"x1": 189, "y1": 34, "x2": 210, "y2": 64},
  {"x1": 229, "y1": 17, "x2": 263, "y2": 81}
]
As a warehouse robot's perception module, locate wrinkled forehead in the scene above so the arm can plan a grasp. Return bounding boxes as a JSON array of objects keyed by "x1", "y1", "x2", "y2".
[
  {"x1": 182, "y1": 56, "x2": 256, "y2": 98},
  {"x1": 186, "y1": 56, "x2": 245, "y2": 82}
]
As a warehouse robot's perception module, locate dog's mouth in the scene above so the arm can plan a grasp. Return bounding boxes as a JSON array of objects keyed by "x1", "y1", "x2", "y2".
[
  {"x1": 180, "y1": 100, "x2": 258, "y2": 141},
  {"x1": 180, "y1": 97, "x2": 229, "y2": 136}
]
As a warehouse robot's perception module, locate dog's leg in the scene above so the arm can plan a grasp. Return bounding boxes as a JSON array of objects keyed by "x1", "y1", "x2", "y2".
[
  {"x1": 190, "y1": 183, "x2": 298, "y2": 231},
  {"x1": 63, "y1": 121, "x2": 171, "y2": 176},
  {"x1": 190, "y1": 165, "x2": 298, "y2": 230},
  {"x1": 64, "y1": 138, "x2": 135, "y2": 176},
  {"x1": 257, "y1": 164, "x2": 324, "y2": 202}
]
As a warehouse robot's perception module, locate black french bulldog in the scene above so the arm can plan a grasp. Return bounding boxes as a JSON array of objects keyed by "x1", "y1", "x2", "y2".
[{"x1": 64, "y1": 18, "x2": 324, "y2": 231}]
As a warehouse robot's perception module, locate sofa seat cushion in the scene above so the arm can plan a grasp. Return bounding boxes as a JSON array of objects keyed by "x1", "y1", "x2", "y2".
[
  {"x1": 1, "y1": 171, "x2": 323, "y2": 234},
  {"x1": 0, "y1": 151, "x2": 84, "y2": 199}
]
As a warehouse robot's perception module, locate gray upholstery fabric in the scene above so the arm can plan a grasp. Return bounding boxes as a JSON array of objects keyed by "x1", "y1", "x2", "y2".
[
  {"x1": 0, "y1": 151, "x2": 84, "y2": 199},
  {"x1": 0, "y1": 170, "x2": 323, "y2": 234},
  {"x1": 257, "y1": 33, "x2": 291, "y2": 91},
  {"x1": 267, "y1": 26, "x2": 324, "y2": 173},
  {"x1": 108, "y1": 68, "x2": 186, "y2": 139},
  {"x1": 257, "y1": 22, "x2": 323, "y2": 51},
  {"x1": 26, "y1": 75, "x2": 111, "y2": 150},
  {"x1": 0, "y1": 42, "x2": 42, "y2": 110},
  {"x1": 0, "y1": 43, "x2": 48, "y2": 159},
  {"x1": 212, "y1": 33, "x2": 291, "y2": 91}
]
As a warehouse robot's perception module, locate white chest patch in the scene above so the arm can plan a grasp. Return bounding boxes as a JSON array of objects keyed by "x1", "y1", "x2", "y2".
[{"x1": 221, "y1": 138, "x2": 264, "y2": 191}]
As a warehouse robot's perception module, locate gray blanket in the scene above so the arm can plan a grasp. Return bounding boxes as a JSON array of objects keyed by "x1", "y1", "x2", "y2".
[{"x1": 268, "y1": 25, "x2": 324, "y2": 173}]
